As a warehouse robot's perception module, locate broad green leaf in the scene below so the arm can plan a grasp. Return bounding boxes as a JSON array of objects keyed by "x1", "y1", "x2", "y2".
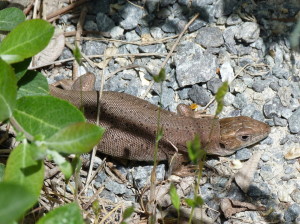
[
  {"x1": 0, "y1": 19, "x2": 54, "y2": 64},
  {"x1": 169, "y1": 184, "x2": 180, "y2": 211},
  {"x1": 4, "y1": 143, "x2": 44, "y2": 198},
  {"x1": 46, "y1": 150, "x2": 73, "y2": 180},
  {"x1": 0, "y1": 163, "x2": 5, "y2": 181},
  {"x1": 13, "y1": 95, "x2": 85, "y2": 139},
  {"x1": 0, "y1": 182, "x2": 36, "y2": 224},
  {"x1": 12, "y1": 58, "x2": 31, "y2": 81},
  {"x1": 0, "y1": 59, "x2": 17, "y2": 121},
  {"x1": 45, "y1": 122, "x2": 105, "y2": 154},
  {"x1": 215, "y1": 81, "x2": 228, "y2": 116},
  {"x1": 17, "y1": 70, "x2": 49, "y2": 99},
  {"x1": 0, "y1": 7, "x2": 25, "y2": 31},
  {"x1": 36, "y1": 203, "x2": 84, "y2": 224}
]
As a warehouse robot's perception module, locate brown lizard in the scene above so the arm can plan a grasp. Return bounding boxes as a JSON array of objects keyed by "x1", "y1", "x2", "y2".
[{"x1": 49, "y1": 73, "x2": 270, "y2": 171}]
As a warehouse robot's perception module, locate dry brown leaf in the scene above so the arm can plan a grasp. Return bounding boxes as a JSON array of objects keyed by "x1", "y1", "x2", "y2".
[
  {"x1": 34, "y1": 29, "x2": 65, "y2": 67},
  {"x1": 220, "y1": 198, "x2": 266, "y2": 218},
  {"x1": 234, "y1": 151, "x2": 262, "y2": 193}
]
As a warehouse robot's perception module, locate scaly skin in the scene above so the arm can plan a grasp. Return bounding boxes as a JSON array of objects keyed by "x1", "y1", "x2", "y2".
[{"x1": 49, "y1": 74, "x2": 270, "y2": 163}]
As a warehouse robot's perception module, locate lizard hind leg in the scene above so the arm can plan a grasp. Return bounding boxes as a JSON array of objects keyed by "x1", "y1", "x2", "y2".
[{"x1": 167, "y1": 153, "x2": 196, "y2": 177}]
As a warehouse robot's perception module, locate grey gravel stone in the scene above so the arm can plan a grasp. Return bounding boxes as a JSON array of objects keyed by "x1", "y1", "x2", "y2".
[
  {"x1": 195, "y1": 27, "x2": 224, "y2": 48},
  {"x1": 82, "y1": 41, "x2": 107, "y2": 55},
  {"x1": 150, "y1": 27, "x2": 164, "y2": 39},
  {"x1": 252, "y1": 110, "x2": 265, "y2": 122},
  {"x1": 207, "y1": 77, "x2": 222, "y2": 94},
  {"x1": 242, "y1": 75, "x2": 254, "y2": 88},
  {"x1": 241, "y1": 104, "x2": 256, "y2": 117},
  {"x1": 177, "y1": 88, "x2": 190, "y2": 100},
  {"x1": 291, "y1": 189, "x2": 300, "y2": 204},
  {"x1": 272, "y1": 67, "x2": 289, "y2": 79},
  {"x1": 223, "y1": 26, "x2": 238, "y2": 52},
  {"x1": 200, "y1": 183, "x2": 215, "y2": 201},
  {"x1": 278, "y1": 87, "x2": 292, "y2": 107},
  {"x1": 139, "y1": 44, "x2": 167, "y2": 54},
  {"x1": 263, "y1": 97, "x2": 284, "y2": 119},
  {"x1": 235, "y1": 148, "x2": 252, "y2": 160},
  {"x1": 188, "y1": 85, "x2": 211, "y2": 106},
  {"x1": 248, "y1": 182, "x2": 271, "y2": 197},
  {"x1": 235, "y1": 22, "x2": 260, "y2": 43},
  {"x1": 175, "y1": 42, "x2": 217, "y2": 87},
  {"x1": 230, "y1": 79, "x2": 247, "y2": 93},
  {"x1": 110, "y1": 26, "x2": 124, "y2": 39},
  {"x1": 226, "y1": 14, "x2": 242, "y2": 25},
  {"x1": 224, "y1": 92, "x2": 235, "y2": 106},
  {"x1": 189, "y1": 19, "x2": 207, "y2": 32},
  {"x1": 273, "y1": 116, "x2": 287, "y2": 127},
  {"x1": 96, "y1": 12, "x2": 115, "y2": 32},
  {"x1": 132, "y1": 165, "x2": 165, "y2": 189},
  {"x1": 120, "y1": 3, "x2": 145, "y2": 30},
  {"x1": 84, "y1": 20, "x2": 98, "y2": 31},
  {"x1": 278, "y1": 79, "x2": 290, "y2": 87},
  {"x1": 269, "y1": 81, "x2": 279, "y2": 91},
  {"x1": 284, "y1": 203, "x2": 300, "y2": 222},
  {"x1": 162, "y1": 18, "x2": 186, "y2": 33},
  {"x1": 288, "y1": 107, "x2": 300, "y2": 134},
  {"x1": 252, "y1": 77, "x2": 267, "y2": 93},
  {"x1": 281, "y1": 108, "x2": 293, "y2": 119},
  {"x1": 233, "y1": 93, "x2": 248, "y2": 109},
  {"x1": 261, "y1": 153, "x2": 270, "y2": 162}
]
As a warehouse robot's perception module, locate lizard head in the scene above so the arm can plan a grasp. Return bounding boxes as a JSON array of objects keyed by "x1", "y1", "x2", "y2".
[{"x1": 213, "y1": 116, "x2": 270, "y2": 156}]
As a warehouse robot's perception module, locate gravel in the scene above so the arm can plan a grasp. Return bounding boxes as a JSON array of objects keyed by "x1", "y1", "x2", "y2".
[{"x1": 54, "y1": 0, "x2": 300, "y2": 222}]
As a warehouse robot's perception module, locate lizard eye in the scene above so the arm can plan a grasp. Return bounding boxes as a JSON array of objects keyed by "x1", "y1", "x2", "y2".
[{"x1": 239, "y1": 135, "x2": 250, "y2": 141}]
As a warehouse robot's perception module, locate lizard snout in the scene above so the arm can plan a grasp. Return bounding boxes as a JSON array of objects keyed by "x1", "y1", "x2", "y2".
[{"x1": 217, "y1": 116, "x2": 271, "y2": 156}]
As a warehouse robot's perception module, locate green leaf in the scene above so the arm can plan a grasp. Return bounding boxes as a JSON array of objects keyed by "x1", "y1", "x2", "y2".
[
  {"x1": 73, "y1": 44, "x2": 82, "y2": 65},
  {"x1": 187, "y1": 135, "x2": 205, "y2": 164},
  {"x1": 0, "y1": 58, "x2": 17, "y2": 121},
  {"x1": 169, "y1": 184, "x2": 180, "y2": 211},
  {"x1": 17, "y1": 70, "x2": 49, "y2": 99},
  {"x1": 4, "y1": 143, "x2": 44, "y2": 198},
  {"x1": 215, "y1": 81, "x2": 228, "y2": 116},
  {"x1": 122, "y1": 206, "x2": 134, "y2": 221},
  {"x1": 185, "y1": 198, "x2": 196, "y2": 208},
  {"x1": 0, "y1": 182, "x2": 37, "y2": 224},
  {"x1": 0, "y1": 163, "x2": 5, "y2": 181},
  {"x1": 12, "y1": 58, "x2": 32, "y2": 81},
  {"x1": 153, "y1": 68, "x2": 166, "y2": 83},
  {"x1": 36, "y1": 203, "x2": 84, "y2": 224},
  {"x1": 13, "y1": 95, "x2": 85, "y2": 139},
  {"x1": 155, "y1": 127, "x2": 163, "y2": 142},
  {"x1": 0, "y1": 19, "x2": 54, "y2": 64},
  {"x1": 47, "y1": 150, "x2": 73, "y2": 180},
  {"x1": 194, "y1": 196, "x2": 204, "y2": 207},
  {"x1": 45, "y1": 122, "x2": 105, "y2": 154},
  {"x1": 0, "y1": 7, "x2": 25, "y2": 31}
]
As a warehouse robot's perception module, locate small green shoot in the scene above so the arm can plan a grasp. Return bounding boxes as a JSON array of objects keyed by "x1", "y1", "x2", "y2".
[
  {"x1": 121, "y1": 206, "x2": 135, "y2": 224},
  {"x1": 215, "y1": 81, "x2": 228, "y2": 116},
  {"x1": 73, "y1": 44, "x2": 82, "y2": 65},
  {"x1": 169, "y1": 184, "x2": 180, "y2": 223},
  {"x1": 153, "y1": 68, "x2": 166, "y2": 83}
]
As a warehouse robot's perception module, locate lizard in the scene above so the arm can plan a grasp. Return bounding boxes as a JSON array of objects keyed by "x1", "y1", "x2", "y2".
[{"x1": 49, "y1": 73, "x2": 271, "y2": 172}]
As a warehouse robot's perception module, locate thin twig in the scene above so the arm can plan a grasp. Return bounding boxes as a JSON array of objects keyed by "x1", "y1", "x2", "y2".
[
  {"x1": 29, "y1": 53, "x2": 171, "y2": 70},
  {"x1": 81, "y1": 34, "x2": 179, "y2": 46},
  {"x1": 142, "y1": 13, "x2": 199, "y2": 99},
  {"x1": 46, "y1": 0, "x2": 89, "y2": 20}
]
